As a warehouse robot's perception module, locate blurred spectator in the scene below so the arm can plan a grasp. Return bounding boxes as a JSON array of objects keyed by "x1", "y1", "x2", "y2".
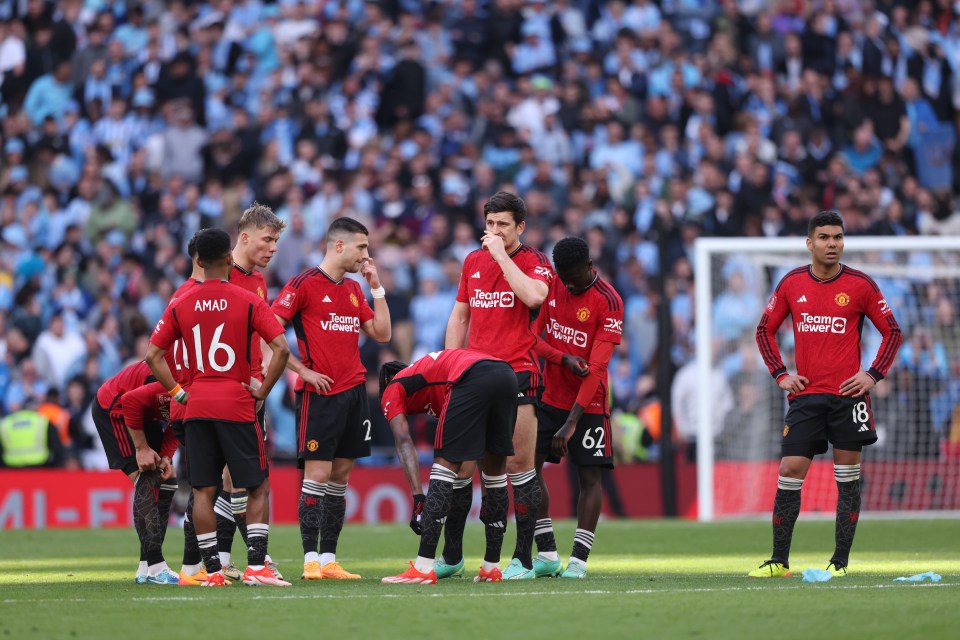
[{"x1": 0, "y1": 404, "x2": 64, "y2": 468}]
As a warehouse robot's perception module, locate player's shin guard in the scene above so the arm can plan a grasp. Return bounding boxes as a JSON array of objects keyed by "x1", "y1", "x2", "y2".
[
  {"x1": 417, "y1": 465, "x2": 457, "y2": 560},
  {"x1": 197, "y1": 531, "x2": 222, "y2": 573},
  {"x1": 480, "y1": 473, "x2": 509, "y2": 564},
  {"x1": 535, "y1": 518, "x2": 558, "y2": 554},
  {"x1": 508, "y1": 470, "x2": 540, "y2": 569},
  {"x1": 832, "y1": 464, "x2": 861, "y2": 568},
  {"x1": 441, "y1": 478, "x2": 473, "y2": 564},
  {"x1": 214, "y1": 490, "x2": 237, "y2": 556},
  {"x1": 246, "y1": 523, "x2": 269, "y2": 567},
  {"x1": 182, "y1": 491, "x2": 202, "y2": 566},
  {"x1": 134, "y1": 472, "x2": 165, "y2": 566},
  {"x1": 319, "y1": 482, "x2": 347, "y2": 556},
  {"x1": 771, "y1": 476, "x2": 803, "y2": 566},
  {"x1": 158, "y1": 481, "x2": 177, "y2": 547},
  {"x1": 298, "y1": 480, "x2": 325, "y2": 555},
  {"x1": 231, "y1": 491, "x2": 249, "y2": 548}
]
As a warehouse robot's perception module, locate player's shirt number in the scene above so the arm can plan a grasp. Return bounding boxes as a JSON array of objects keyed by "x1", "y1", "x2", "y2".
[
  {"x1": 174, "y1": 323, "x2": 237, "y2": 373},
  {"x1": 852, "y1": 401, "x2": 870, "y2": 428},
  {"x1": 582, "y1": 426, "x2": 605, "y2": 450}
]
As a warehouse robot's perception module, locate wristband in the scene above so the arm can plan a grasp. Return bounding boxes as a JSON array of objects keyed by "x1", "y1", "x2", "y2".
[
  {"x1": 168, "y1": 384, "x2": 187, "y2": 404},
  {"x1": 371, "y1": 286, "x2": 386, "y2": 299}
]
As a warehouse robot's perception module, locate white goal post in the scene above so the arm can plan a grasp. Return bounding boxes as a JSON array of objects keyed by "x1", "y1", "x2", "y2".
[{"x1": 694, "y1": 235, "x2": 960, "y2": 521}]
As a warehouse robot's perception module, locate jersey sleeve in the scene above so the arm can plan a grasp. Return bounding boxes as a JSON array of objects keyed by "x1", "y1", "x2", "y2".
[
  {"x1": 595, "y1": 296, "x2": 624, "y2": 345},
  {"x1": 252, "y1": 298, "x2": 285, "y2": 343},
  {"x1": 456, "y1": 256, "x2": 470, "y2": 303},
  {"x1": 120, "y1": 382, "x2": 167, "y2": 431},
  {"x1": 860, "y1": 278, "x2": 904, "y2": 381},
  {"x1": 271, "y1": 278, "x2": 303, "y2": 322},
  {"x1": 756, "y1": 279, "x2": 793, "y2": 381},
  {"x1": 150, "y1": 304, "x2": 180, "y2": 351},
  {"x1": 159, "y1": 425, "x2": 178, "y2": 460},
  {"x1": 381, "y1": 381, "x2": 408, "y2": 422},
  {"x1": 523, "y1": 254, "x2": 554, "y2": 286},
  {"x1": 358, "y1": 284, "x2": 375, "y2": 324}
]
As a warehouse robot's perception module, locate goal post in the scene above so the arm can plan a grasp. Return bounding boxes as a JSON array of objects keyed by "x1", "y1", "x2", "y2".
[{"x1": 694, "y1": 235, "x2": 960, "y2": 521}]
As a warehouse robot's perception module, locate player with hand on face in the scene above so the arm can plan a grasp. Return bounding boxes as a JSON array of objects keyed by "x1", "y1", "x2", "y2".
[
  {"x1": 750, "y1": 210, "x2": 902, "y2": 578},
  {"x1": 530, "y1": 237, "x2": 623, "y2": 579},
  {"x1": 272, "y1": 217, "x2": 392, "y2": 581},
  {"x1": 445, "y1": 191, "x2": 553, "y2": 580}
]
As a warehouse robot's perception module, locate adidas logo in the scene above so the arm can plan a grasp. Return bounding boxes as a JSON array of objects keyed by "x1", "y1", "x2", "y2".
[
  {"x1": 593, "y1": 450, "x2": 604, "y2": 457},
  {"x1": 517, "y1": 392, "x2": 524, "y2": 398},
  {"x1": 471, "y1": 271, "x2": 481, "y2": 279},
  {"x1": 549, "y1": 300, "x2": 556, "y2": 307},
  {"x1": 858, "y1": 425, "x2": 870, "y2": 432},
  {"x1": 322, "y1": 295, "x2": 332, "y2": 303},
  {"x1": 797, "y1": 295, "x2": 807, "y2": 303}
]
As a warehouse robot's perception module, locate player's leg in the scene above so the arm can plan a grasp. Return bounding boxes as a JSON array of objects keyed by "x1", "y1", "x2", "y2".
[
  {"x1": 750, "y1": 396, "x2": 825, "y2": 578},
  {"x1": 215, "y1": 466, "x2": 241, "y2": 579},
  {"x1": 170, "y1": 421, "x2": 206, "y2": 585},
  {"x1": 185, "y1": 420, "x2": 230, "y2": 586},
  {"x1": 296, "y1": 389, "x2": 332, "y2": 578},
  {"x1": 505, "y1": 402, "x2": 540, "y2": 578},
  {"x1": 562, "y1": 465, "x2": 601, "y2": 579},
  {"x1": 436, "y1": 467, "x2": 473, "y2": 576},
  {"x1": 533, "y1": 403, "x2": 567, "y2": 577},
  {"x1": 826, "y1": 394, "x2": 876, "y2": 574}
]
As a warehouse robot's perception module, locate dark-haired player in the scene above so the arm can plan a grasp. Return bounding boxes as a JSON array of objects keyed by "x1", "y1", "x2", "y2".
[
  {"x1": 751, "y1": 210, "x2": 902, "y2": 578},
  {"x1": 530, "y1": 237, "x2": 623, "y2": 579},
  {"x1": 92, "y1": 360, "x2": 179, "y2": 584},
  {"x1": 147, "y1": 228, "x2": 292, "y2": 587},
  {"x1": 445, "y1": 191, "x2": 553, "y2": 580},
  {"x1": 378, "y1": 349, "x2": 517, "y2": 584},
  {"x1": 216, "y1": 203, "x2": 286, "y2": 581},
  {"x1": 272, "y1": 217, "x2": 392, "y2": 580}
]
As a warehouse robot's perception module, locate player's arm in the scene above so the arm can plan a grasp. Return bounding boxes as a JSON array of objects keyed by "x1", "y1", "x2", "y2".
[
  {"x1": 359, "y1": 257, "x2": 392, "y2": 342},
  {"x1": 552, "y1": 340, "x2": 615, "y2": 457},
  {"x1": 532, "y1": 308, "x2": 588, "y2": 375},
  {"x1": 121, "y1": 383, "x2": 164, "y2": 473},
  {"x1": 495, "y1": 254, "x2": 549, "y2": 308},
  {"x1": 445, "y1": 301, "x2": 471, "y2": 349},
  {"x1": 247, "y1": 306, "x2": 291, "y2": 402},
  {"x1": 273, "y1": 313, "x2": 334, "y2": 393},
  {"x1": 756, "y1": 284, "x2": 808, "y2": 394},
  {"x1": 841, "y1": 286, "x2": 904, "y2": 397},
  {"x1": 383, "y1": 382, "x2": 426, "y2": 534}
]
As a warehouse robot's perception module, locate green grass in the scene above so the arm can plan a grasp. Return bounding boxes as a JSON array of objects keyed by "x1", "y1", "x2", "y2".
[{"x1": 2, "y1": 518, "x2": 958, "y2": 639}]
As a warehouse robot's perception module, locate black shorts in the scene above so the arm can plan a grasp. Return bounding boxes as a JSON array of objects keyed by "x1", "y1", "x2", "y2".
[
  {"x1": 515, "y1": 370, "x2": 543, "y2": 406},
  {"x1": 537, "y1": 403, "x2": 614, "y2": 469},
  {"x1": 185, "y1": 419, "x2": 268, "y2": 488},
  {"x1": 782, "y1": 393, "x2": 877, "y2": 458},
  {"x1": 296, "y1": 383, "x2": 371, "y2": 462},
  {"x1": 92, "y1": 401, "x2": 163, "y2": 476},
  {"x1": 433, "y1": 360, "x2": 518, "y2": 462}
]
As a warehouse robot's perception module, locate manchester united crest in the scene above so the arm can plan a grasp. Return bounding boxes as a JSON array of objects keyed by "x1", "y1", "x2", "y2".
[
  {"x1": 576, "y1": 307, "x2": 590, "y2": 322},
  {"x1": 350, "y1": 293, "x2": 359, "y2": 307},
  {"x1": 307, "y1": 440, "x2": 319, "y2": 452},
  {"x1": 783, "y1": 425, "x2": 790, "y2": 438},
  {"x1": 835, "y1": 292, "x2": 850, "y2": 306},
  {"x1": 257, "y1": 287, "x2": 265, "y2": 299}
]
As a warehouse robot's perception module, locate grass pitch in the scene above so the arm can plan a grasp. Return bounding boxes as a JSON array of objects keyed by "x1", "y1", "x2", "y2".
[{"x1": 1, "y1": 518, "x2": 957, "y2": 639}]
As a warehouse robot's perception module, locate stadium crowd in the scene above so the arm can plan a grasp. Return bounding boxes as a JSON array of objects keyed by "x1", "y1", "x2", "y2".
[{"x1": 1, "y1": 0, "x2": 959, "y2": 469}]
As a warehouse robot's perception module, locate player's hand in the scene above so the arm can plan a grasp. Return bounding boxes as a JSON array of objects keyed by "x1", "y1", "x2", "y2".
[
  {"x1": 778, "y1": 374, "x2": 809, "y2": 394},
  {"x1": 245, "y1": 377, "x2": 265, "y2": 412},
  {"x1": 158, "y1": 456, "x2": 174, "y2": 481},
  {"x1": 360, "y1": 257, "x2": 381, "y2": 288},
  {"x1": 135, "y1": 446, "x2": 161, "y2": 473},
  {"x1": 840, "y1": 370, "x2": 876, "y2": 397},
  {"x1": 244, "y1": 382, "x2": 268, "y2": 402},
  {"x1": 481, "y1": 231, "x2": 508, "y2": 261},
  {"x1": 561, "y1": 354, "x2": 589, "y2": 377},
  {"x1": 410, "y1": 493, "x2": 426, "y2": 535},
  {"x1": 552, "y1": 421, "x2": 576, "y2": 458},
  {"x1": 300, "y1": 369, "x2": 334, "y2": 393}
]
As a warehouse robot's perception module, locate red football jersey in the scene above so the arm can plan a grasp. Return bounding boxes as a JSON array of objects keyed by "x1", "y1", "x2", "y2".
[
  {"x1": 456, "y1": 245, "x2": 553, "y2": 373},
  {"x1": 96, "y1": 361, "x2": 154, "y2": 412},
  {"x1": 534, "y1": 274, "x2": 623, "y2": 414},
  {"x1": 151, "y1": 279, "x2": 284, "y2": 422},
  {"x1": 230, "y1": 263, "x2": 269, "y2": 381},
  {"x1": 166, "y1": 278, "x2": 201, "y2": 422},
  {"x1": 272, "y1": 267, "x2": 375, "y2": 395},
  {"x1": 381, "y1": 349, "x2": 501, "y2": 422},
  {"x1": 757, "y1": 265, "x2": 903, "y2": 397}
]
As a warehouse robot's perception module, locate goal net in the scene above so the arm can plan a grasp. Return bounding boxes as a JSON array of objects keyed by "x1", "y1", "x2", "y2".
[{"x1": 694, "y1": 236, "x2": 960, "y2": 521}]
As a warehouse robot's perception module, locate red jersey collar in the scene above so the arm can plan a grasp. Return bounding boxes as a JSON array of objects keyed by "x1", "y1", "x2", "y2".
[
  {"x1": 317, "y1": 267, "x2": 344, "y2": 285},
  {"x1": 807, "y1": 264, "x2": 844, "y2": 283},
  {"x1": 232, "y1": 261, "x2": 254, "y2": 276}
]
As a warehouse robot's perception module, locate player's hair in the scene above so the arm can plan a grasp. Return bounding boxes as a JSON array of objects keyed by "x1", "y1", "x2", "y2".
[
  {"x1": 808, "y1": 209, "x2": 845, "y2": 237},
  {"x1": 552, "y1": 236, "x2": 590, "y2": 272},
  {"x1": 378, "y1": 361, "x2": 408, "y2": 403},
  {"x1": 187, "y1": 229, "x2": 203, "y2": 259},
  {"x1": 327, "y1": 216, "x2": 369, "y2": 240},
  {"x1": 238, "y1": 201, "x2": 287, "y2": 233},
  {"x1": 483, "y1": 191, "x2": 526, "y2": 225},
  {"x1": 196, "y1": 228, "x2": 232, "y2": 263}
]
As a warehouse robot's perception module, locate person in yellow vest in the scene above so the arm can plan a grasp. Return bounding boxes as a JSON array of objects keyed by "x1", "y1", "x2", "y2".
[{"x1": 0, "y1": 404, "x2": 65, "y2": 468}]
